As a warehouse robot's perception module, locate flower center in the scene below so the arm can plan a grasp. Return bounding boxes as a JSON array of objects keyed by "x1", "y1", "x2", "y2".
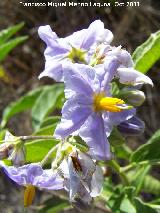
[
  {"x1": 68, "y1": 46, "x2": 86, "y2": 64},
  {"x1": 93, "y1": 93, "x2": 126, "y2": 112},
  {"x1": 24, "y1": 185, "x2": 35, "y2": 207}
]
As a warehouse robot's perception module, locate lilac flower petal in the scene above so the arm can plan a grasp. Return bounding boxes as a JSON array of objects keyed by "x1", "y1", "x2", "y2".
[
  {"x1": 118, "y1": 49, "x2": 133, "y2": 68},
  {"x1": 117, "y1": 67, "x2": 153, "y2": 86},
  {"x1": 38, "y1": 25, "x2": 69, "y2": 57},
  {"x1": 54, "y1": 96, "x2": 92, "y2": 139},
  {"x1": 0, "y1": 163, "x2": 64, "y2": 190},
  {"x1": 102, "y1": 29, "x2": 114, "y2": 44},
  {"x1": 78, "y1": 152, "x2": 96, "y2": 179},
  {"x1": 34, "y1": 169, "x2": 64, "y2": 190},
  {"x1": 67, "y1": 157, "x2": 81, "y2": 201},
  {"x1": 109, "y1": 108, "x2": 136, "y2": 126},
  {"x1": 39, "y1": 59, "x2": 64, "y2": 81},
  {"x1": 67, "y1": 156, "x2": 93, "y2": 204},
  {"x1": 61, "y1": 29, "x2": 86, "y2": 49},
  {"x1": 102, "y1": 112, "x2": 113, "y2": 136},
  {"x1": 1, "y1": 163, "x2": 43, "y2": 186},
  {"x1": 101, "y1": 57, "x2": 120, "y2": 92},
  {"x1": 79, "y1": 113, "x2": 111, "y2": 160},
  {"x1": 63, "y1": 63, "x2": 100, "y2": 98},
  {"x1": 38, "y1": 25, "x2": 58, "y2": 44},
  {"x1": 90, "y1": 166, "x2": 103, "y2": 197},
  {"x1": 80, "y1": 20, "x2": 113, "y2": 50}
]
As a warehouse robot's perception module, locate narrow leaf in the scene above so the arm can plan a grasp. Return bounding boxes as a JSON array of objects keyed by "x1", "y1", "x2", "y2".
[
  {"x1": 1, "y1": 87, "x2": 46, "y2": 128},
  {"x1": 131, "y1": 130, "x2": 160, "y2": 162},
  {"x1": 0, "y1": 36, "x2": 28, "y2": 62},
  {"x1": 40, "y1": 116, "x2": 60, "y2": 128},
  {"x1": 132, "y1": 31, "x2": 160, "y2": 73},
  {"x1": 0, "y1": 22, "x2": 25, "y2": 45}
]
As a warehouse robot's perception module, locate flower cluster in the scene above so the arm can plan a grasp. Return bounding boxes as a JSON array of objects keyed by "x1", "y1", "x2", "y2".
[
  {"x1": 38, "y1": 20, "x2": 152, "y2": 160},
  {"x1": 0, "y1": 20, "x2": 153, "y2": 208}
]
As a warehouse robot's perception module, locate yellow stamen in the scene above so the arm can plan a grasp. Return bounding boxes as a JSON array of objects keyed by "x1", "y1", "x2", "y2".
[
  {"x1": 24, "y1": 185, "x2": 35, "y2": 207},
  {"x1": 93, "y1": 93, "x2": 125, "y2": 112}
]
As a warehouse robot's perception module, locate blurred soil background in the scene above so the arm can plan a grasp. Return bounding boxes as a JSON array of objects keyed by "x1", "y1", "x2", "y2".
[{"x1": 0, "y1": 0, "x2": 160, "y2": 212}]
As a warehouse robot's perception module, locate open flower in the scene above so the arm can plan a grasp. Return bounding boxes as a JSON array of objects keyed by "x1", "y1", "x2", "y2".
[
  {"x1": 58, "y1": 150, "x2": 103, "y2": 209},
  {"x1": 38, "y1": 20, "x2": 113, "y2": 81},
  {"x1": 55, "y1": 62, "x2": 135, "y2": 160},
  {"x1": 0, "y1": 162, "x2": 64, "y2": 207}
]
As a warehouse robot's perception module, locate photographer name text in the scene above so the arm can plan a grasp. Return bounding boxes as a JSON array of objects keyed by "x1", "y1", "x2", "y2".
[{"x1": 19, "y1": 1, "x2": 140, "y2": 7}]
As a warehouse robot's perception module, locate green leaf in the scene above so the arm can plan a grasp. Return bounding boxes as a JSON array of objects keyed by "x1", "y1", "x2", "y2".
[
  {"x1": 0, "y1": 36, "x2": 28, "y2": 62},
  {"x1": 101, "y1": 178, "x2": 114, "y2": 201},
  {"x1": 25, "y1": 139, "x2": 58, "y2": 163},
  {"x1": 0, "y1": 22, "x2": 25, "y2": 45},
  {"x1": 40, "y1": 116, "x2": 60, "y2": 128},
  {"x1": 114, "y1": 144, "x2": 132, "y2": 160},
  {"x1": 34, "y1": 124, "x2": 57, "y2": 136},
  {"x1": 132, "y1": 31, "x2": 160, "y2": 73},
  {"x1": 108, "y1": 186, "x2": 136, "y2": 213},
  {"x1": 127, "y1": 165, "x2": 151, "y2": 194},
  {"x1": 131, "y1": 130, "x2": 160, "y2": 162},
  {"x1": 120, "y1": 196, "x2": 136, "y2": 213},
  {"x1": 1, "y1": 87, "x2": 45, "y2": 128},
  {"x1": 142, "y1": 175, "x2": 160, "y2": 195},
  {"x1": 134, "y1": 198, "x2": 158, "y2": 213},
  {"x1": 31, "y1": 84, "x2": 64, "y2": 130}
]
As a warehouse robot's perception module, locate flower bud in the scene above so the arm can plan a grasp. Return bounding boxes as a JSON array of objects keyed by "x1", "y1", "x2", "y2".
[
  {"x1": 117, "y1": 116, "x2": 145, "y2": 136},
  {"x1": 117, "y1": 88, "x2": 145, "y2": 107},
  {"x1": 1, "y1": 131, "x2": 26, "y2": 166},
  {"x1": 8, "y1": 143, "x2": 26, "y2": 166}
]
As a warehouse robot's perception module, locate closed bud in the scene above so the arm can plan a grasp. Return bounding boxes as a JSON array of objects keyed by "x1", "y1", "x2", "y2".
[
  {"x1": 9, "y1": 143, "x2": 26, "y2": 166},
  {"x1": 1, "y1": 131, "x2": 26, "y2": 166},
  {"x1": 117, "y1": 88, "x2": 145, "y2": 107},
  {"x1": 118, "y1": 116, "x2": 145, "y2": 136}
]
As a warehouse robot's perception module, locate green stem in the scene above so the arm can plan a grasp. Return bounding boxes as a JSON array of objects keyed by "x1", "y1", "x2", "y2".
[
  {"x1": 108, "y1": 160, "x2": 129, "y2": 186},
  {"x1": 0, "y1": 136, "x2": 56, "y2": 144},
  {"x1": 121, "y1": 160, "x2": 160, "y2": 173},
  {"x1": 40, "y1": 144, "x2": 59, "y2": 166},
  {"x1": 20, "y1": 135, "x2": 55, "y2": 141}
]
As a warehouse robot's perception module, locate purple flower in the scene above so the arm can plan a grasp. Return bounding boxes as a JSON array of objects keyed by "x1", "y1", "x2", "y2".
[
  {"x1": 0, "y1": 162, "x2": 64, "y2": 206},
  {"x1": 54, "y1": 62, "x2": 135, "y2": 160},
  {"x1": 0, "y1": 162, "x2": 63, "y2": 190},
  {"x1": 58, "y1": 150, "x2": 103, "y2": 208},
  {"x1": 38, "y1": 20, "x2": 113, "y2": 81}
]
